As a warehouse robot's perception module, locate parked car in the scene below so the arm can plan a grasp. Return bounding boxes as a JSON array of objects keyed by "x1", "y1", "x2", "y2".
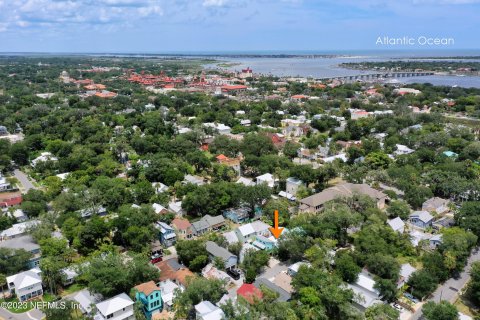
[
  {"x1": 403, "y1": 293, "x2": 419, "y2": 304},
  {"x1": 227, "y1": 268, "x2": 241, "y2": 280}
]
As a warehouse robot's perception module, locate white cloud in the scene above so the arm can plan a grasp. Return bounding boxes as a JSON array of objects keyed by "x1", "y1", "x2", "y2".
[{"x1": 203, "y1": 0, "x2": 228, "y2": 7}]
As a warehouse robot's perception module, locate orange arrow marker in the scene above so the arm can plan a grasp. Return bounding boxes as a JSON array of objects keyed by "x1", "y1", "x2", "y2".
[{"x1": 269, "y1": 210, "x2": 284, "y2": 239}]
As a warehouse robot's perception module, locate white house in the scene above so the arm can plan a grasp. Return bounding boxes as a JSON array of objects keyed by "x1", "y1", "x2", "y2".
[
  {"x1": 387, "y1": 217, "x2": 405, "y2": 233},
  {"x1": 152, "y1": 182, "x2": 169, "y2": 194},
  {"x1": 394, "y1": 144, "x2": 414, "y2": 156},
  {"x1": 286, "y1": 177, "x2": 303, "y2": 196},
  {"x1": 236, "y1": 177, "x2": 255, "y2": 187},
  {"x1": 256, "y1": 173, "x2": 275, "y2": 188},
  {"x1": 0, "y1": 173, "x2": 11, "y2": 191},
  {"x1": 31, "y1": 152, "x2": 58, "y2": 167},
  {"x1": 195, "y1": 301, "x2": 225, "y2": 320},
  {"x1": 72, "y1": 288, "x2": 101, "y2": 315},
  {"x1": 235, "y1": 221, "x2": 271, "y2": 243},
  {"x1": 159, "y1": 279, "x2": 182, "y2": 310},
  {"x1": 0, "y1": 220, "x2": 40, "y2": 240},
  {"x1": 94, "y1": 292, "x2": 134, "y2": 320},
  {"x1": 287, "y1": 261, "x2": 311, "y2": 276},
  {"x1": 6, "y1": 268, "x2": 43, "y2": 302},
  {"x1": 347, "y1": 271, "x2": 382, "y2": 310}
]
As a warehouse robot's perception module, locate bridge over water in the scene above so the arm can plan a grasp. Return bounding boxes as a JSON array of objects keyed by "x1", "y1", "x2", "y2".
[{"x1": 317, "y1": 72, "x2": 435, "y2": 82}]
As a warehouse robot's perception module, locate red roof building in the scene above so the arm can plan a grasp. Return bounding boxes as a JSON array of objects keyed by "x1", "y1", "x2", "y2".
[
  {"x1": 237, "y1": 283, "x2": 263, "y2": 304},
  {"x1": 221, "y1": 85, "x2": 248, "y2": 93},
  {"x1": 0, "y1": 195, "x2": 22, "y2": 208}
]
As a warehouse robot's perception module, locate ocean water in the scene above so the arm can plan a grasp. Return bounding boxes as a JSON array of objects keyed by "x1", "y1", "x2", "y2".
[{"x1": 205, "y1": 53, "x2": 480, "y2": 88}]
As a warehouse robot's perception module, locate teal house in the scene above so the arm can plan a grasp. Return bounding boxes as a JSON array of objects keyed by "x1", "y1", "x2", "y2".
[
  {"x1": 253, "y1": 235, "x2": 276, "y2": 251},
  {"x1": 133, "y1": 281, "x2": 163, "y2": 320}
]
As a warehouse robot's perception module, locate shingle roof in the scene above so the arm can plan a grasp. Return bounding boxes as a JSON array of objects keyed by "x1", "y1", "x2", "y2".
[
  {"x1": 206, "y1": 241, "x2": 235, "y2": 261},
  {"x1": 134, "y1": 281, "x2": 160, "y2": 296}
]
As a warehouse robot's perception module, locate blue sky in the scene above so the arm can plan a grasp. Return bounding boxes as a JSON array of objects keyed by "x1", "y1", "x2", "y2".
[{"x1": 0, "y1": 0, "x2": 479, "y2": 52}]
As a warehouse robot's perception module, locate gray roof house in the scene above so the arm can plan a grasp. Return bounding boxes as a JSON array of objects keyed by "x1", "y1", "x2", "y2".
[
  {"x1": 299, "y1": 183, "x2": 388, "y2": 213},
  {"x1": 0, "y1": 235, "x2": 41, "y2": 268},
  {"x1": 387, "y1": 217, "x2": 405, "y2": 233},
  {"x1": 254, "y1": 278, "x2": 291, "y2": 302},
  {"x1": 205, "y1": 241, "x2": 237, "y2": 269},
  {"x1": 422, "y1": 197, "x2": 450, "y2": 214},
  {"x1": 409, "y1": 211, "x2": 434, "y2": 229}
]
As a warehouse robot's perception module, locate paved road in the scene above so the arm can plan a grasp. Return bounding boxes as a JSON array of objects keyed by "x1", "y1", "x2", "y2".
[
  {"x1": 410, "y1": 249, "x2": 480, "y2": 320},
  {"x1": 13, "y1": 170, "x2": 36, "y2": 192},
  {"x1": 0, "y1": 308, "x2": 44, "y2": 320}
]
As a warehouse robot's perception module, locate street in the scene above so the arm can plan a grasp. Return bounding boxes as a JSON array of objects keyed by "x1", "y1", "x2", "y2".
[
  {"x1": 410, "y1": 249, "x2": 480, "y2": 320},
  {"x1": 13, "y1": 169, "x2": 36, "y2": 193},
  {"x1": 0, "y1": 307, "x2": 44, "y2": 320}
]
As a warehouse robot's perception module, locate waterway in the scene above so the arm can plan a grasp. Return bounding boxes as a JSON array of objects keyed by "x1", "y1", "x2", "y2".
[{"x1": 205, "y1": 53, "x2": 480, "y2": 88}]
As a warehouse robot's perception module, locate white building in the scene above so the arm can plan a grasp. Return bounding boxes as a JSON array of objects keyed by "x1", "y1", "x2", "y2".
[
  {"x1": 347, "y1": 272, "x2": 382, "y2": 310},
  {"x1": 387, "y1": 217, "x2": 405, "y2": 233},
  {"x1": 159, "y1": 279, "x2": 181, "y2": 310},
  {"x1": 6, "y1": 268, "x2": 43, "y2": 302},
  {"x1": 195, "y1": 301, "x2": 225, "y2": 320},
  {"x1": 235, "y1": 221, "x2": 271, "y2": 243},
  {"x1": 0, "y1": 173, "x2": 11, "y2": 191},
  {"x1": 94, "y1": 293, "x2": 134, "y2": 320},
  {"x1": 256, "y1": 173, "x2": 275, "y2": 188},
  {"x1": 286, "y1": 177, "x2": 303, "y2": 196},
  {"x1": 0, "y1": 220, "x2": 40, "y2": 240},
  {"x1": 31, "y1": 152, "x2": 58, "y2": 167},
  {"x1": 394, "y1": 144, "x2": 414, "y2": 156}
]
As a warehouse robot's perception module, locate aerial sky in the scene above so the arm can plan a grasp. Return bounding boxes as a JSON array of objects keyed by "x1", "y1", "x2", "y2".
[{"x1": 0, "y1": 0, "x2": 479, "y2": 52}]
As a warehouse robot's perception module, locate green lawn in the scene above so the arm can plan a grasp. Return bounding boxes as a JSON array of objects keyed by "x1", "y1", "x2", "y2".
[
  {"x1": 0, "y1": 297, "x2": 35, "y2": 313},
  {"x1": 60, "y1": 283, "x2": 86, "y2": 297}
]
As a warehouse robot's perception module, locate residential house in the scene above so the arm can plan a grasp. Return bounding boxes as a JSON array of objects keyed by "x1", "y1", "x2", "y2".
[
  {"x1": 203, "y1": 123, "x2": 231, "y2": 135},
  {"x1": 0, "y1": 173, "x2": 11, "y2": 191},
  {"x1": 286, "y1": 177, "x2": 304, "y2": 196},
  {"x1": 195, "y1": 301, "x2": 225, "y2": 320},
  {"x1": 205, "y1": 241, "x2": 238, "y2": 269},
  {"x1": 287, "y1": 261, "x2": 311, "y2": 277},
  {"x1": 430, "y1": 234, "x2": 443, "y2": 249},
  {"x1": 191, "y1": 219, "x2": 210, "y2": 236},
  {"x1": 152, "y1": 203, "x2": 168, "y2": 215},
  {"x1": 72, "y1": 289, "x2": 101, "y2": 315},
  {"x1": 237, "y1": 283, "x2": 263, "y2": 304},
  {"x1": 222, "y1": 231, "x2": 239, "y2": 245},
  {"x1": 398, "y1": 263, "x2": 416, "y2": 288},
  {"x1": 0, "y1": 220, "x2": 40, "y2": 240},
  {"x1": 183, "y1": 174, "x2": 205, "y2": 186},
  {"x1": 252, "y1": 235, "x2": 276, "y2": 251},
  {"x1": 192, "y1": 215, "x2": 226, "y2": 236},
  {"x1": 347, "y1": 271, "x2": 382, "y2": 310},
  {"x1": 422, "y1": 197, "x2": 451, "y2": 214},
  {"x1": 203, "y1": 215, "x2": 226, "y2": 231},
  {"x1": 78, "y1": 206, "x2": 107, "y2": 218},
  {"x1": 239, "y1": 243, "x2": 259, "y2": 263},
  {"x1": 299, "y1": 183, "x2": 388, "y2": 213},
  {"x1": 387, "y1": 217, "x2": 405, "y2": 233},
  {"x1": 168, "y1": 201, "x2": 184, "y2": 215},
  {"x1": 6, "y1": 268, "x2": 43, "y2": 302},
  {"x1": 159, "y1": 279, "x2": 181, "y2": 311},
  {"x1": 31, "y1": 152, "x2": 58, "y2": 167},
  {"x1": 11, "y1": 209, "x2": 28, "y2": 222},
  {"x1": 433, "y1": 216, "x2": 455, "y2": 230},
  {"x1": 156, "y1": 258, "x2": 195, "y2": 288},
  {"x1": 202, "y1": 264, "x2": 231, "y2": 283},
  {"x1": 394, "y1": 144, "x2": 415, "y2": 156},
  {"x1": 0, "y1": 193, "x2": 22, "y2": 208},
  {"x1": 223, "y1": 207, "x2": 250, "y2": 223},
  {"x1": 256, "y1": 173, "x2": 275, "y2": 188},
  {"x1": 266, "y1": 133, "x2": 286, "y2": 148},
  {"x1": 94, "y1": 293, "x2": 134, "y2": 320},
  {"x1": 156, "y1": 222, "x2": 176, "y2": 247},
  {"x1": 134, "y1": 281, "x2": 163, "y2": 320},
  {"x1": 443, "y1": 151, "x2": 459, "y2": 159},
  {"x1": 216, "y1": 154, "x2": 241, "y2": 176},
  {"x1": 152, "y1": 182, "x2": 169, "y2": 194},
  {"x1": 171, "y1": 218, "x2": 193, "y2": 240},
  {"x1": 235, "y1": 221, "x2": 271, "y2": 243},
  {"x1": 236, "y1": 176, "x2": 255, "y2": 187},
  {"x1": 0, "y1": 235, "x2": 41, "y2": 268},
  {"x1": 409, "y1": 211, "x2": 434, "y2": 229}
]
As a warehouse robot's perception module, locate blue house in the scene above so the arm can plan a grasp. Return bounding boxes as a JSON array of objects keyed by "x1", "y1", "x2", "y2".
[
  {"x1": 156, "y1": 222, "x2": 176, "y2": 247},
  {"x1": 252, "y1": 235, "x2": 276, "y2": 251},
  {"x1": 223, "y1": 207, "x2": 250, "y2": 223},
  {"x1": 409, "y1": 211, "x2": 434, "y2": 229},
  {"x1": 0, "y1": 235, "x2": 41, "y2": 268},
  {"x1": 134, "y1": 281, "x2": 163, "y2": 320}
]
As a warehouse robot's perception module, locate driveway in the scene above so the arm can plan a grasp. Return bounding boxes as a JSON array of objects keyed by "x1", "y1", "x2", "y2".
[
  {"x1": 13, "y1": 170, "x2": 36, "y2": 193},
  {"x1": 410, "y1": 248, "x2": 480, "y2": 319}
]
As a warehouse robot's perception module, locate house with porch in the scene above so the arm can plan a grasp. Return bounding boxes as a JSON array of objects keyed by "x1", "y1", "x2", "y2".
[
  {"x1": 133, "y1": 281, "x2": 163, "y2": 320},
  {"x1": 223, "y1": 207, "x2": 250, "y2": 223},
  {"x1": 409, "y1": 211, "x2": 434, "y2": 229},
  {"x1": 205, "y1": 241, "x2": 238, "y2": 269},
  {"x1": 6, "y1": 267, "x2": 43, "y2": 302},
  {"x1": 171, "y1": 218, "x2": 193, "y2": 240},
  {"x1": 156, "y1": 222, "x2": 176, "y2": 247}
]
